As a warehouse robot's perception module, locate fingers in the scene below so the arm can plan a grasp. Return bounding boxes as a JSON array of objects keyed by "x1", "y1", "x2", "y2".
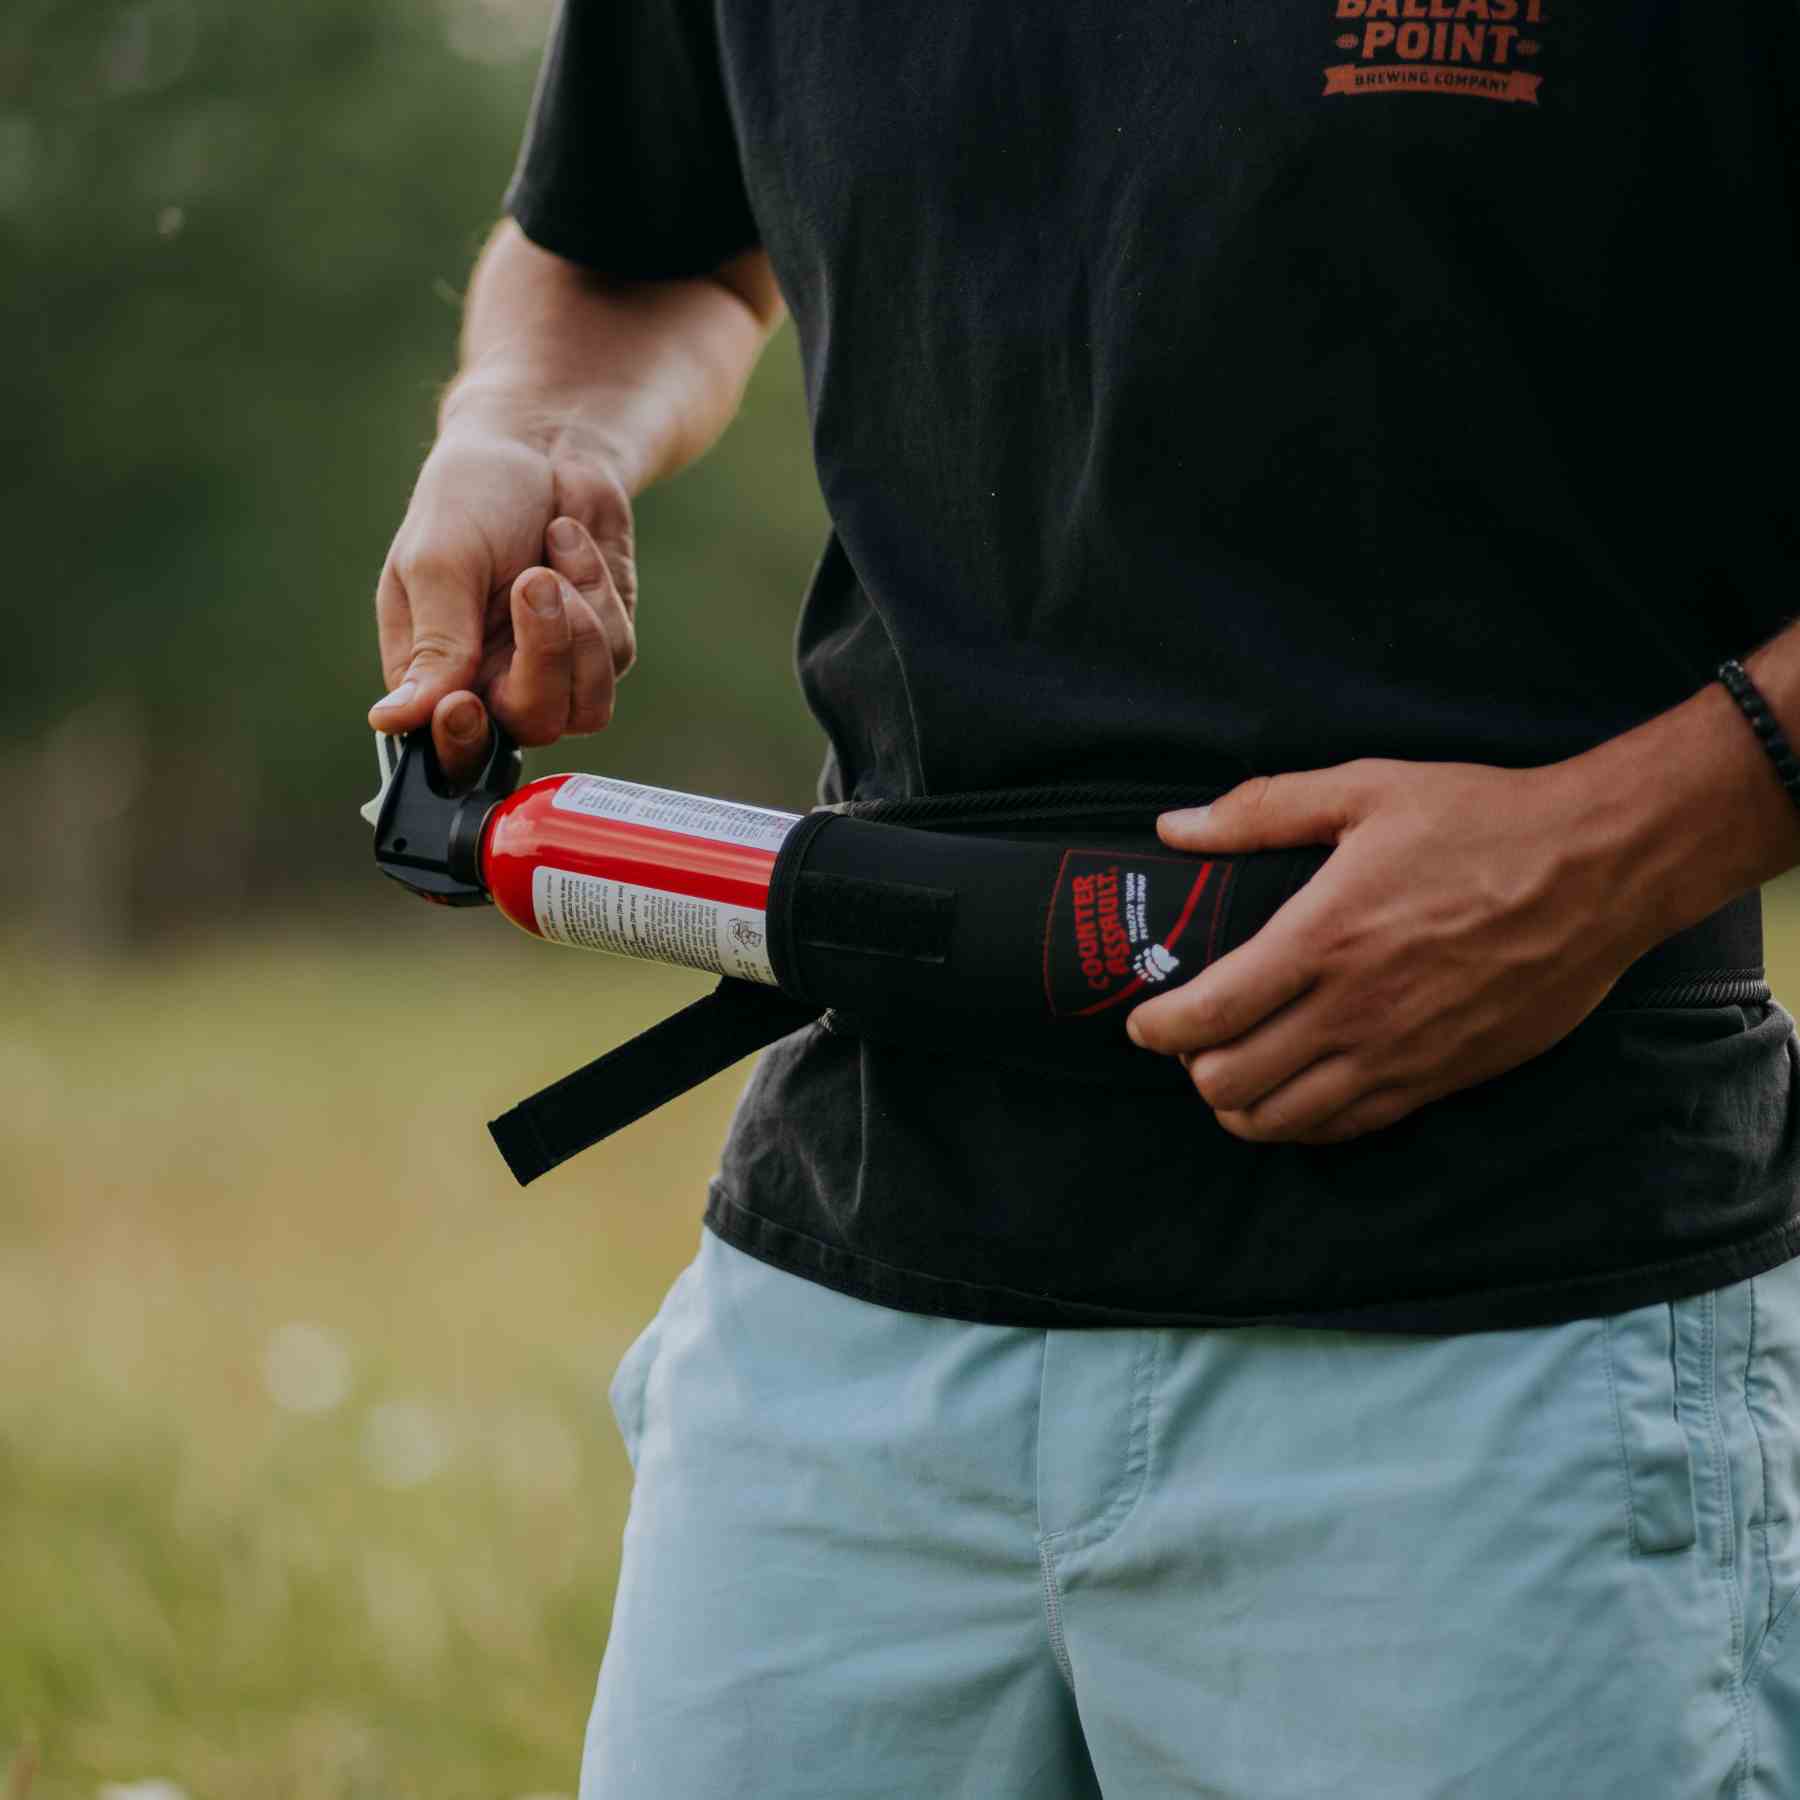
[
  {"x1": 1128, "y1": 930, "x2": 1315, "y2": 1055},
  {"x1": 544, "y1": 516, "x2": 625, "y2": 733},
  {"x1": 1158, "y1": 761, "x2": 1388, "y2": 854},
  {"x1": 1214, "y1": 1065, "x2": 1416, "y2": 1146},
  {"x1": 368, "y1": 507, "x2": 629, "y2": 762},
  {"x1": 1177, "y1": 992, "x2": 1338, "y2": 1115},
  {"x1": 483, "y1": 516, "x2": 629, "y2": 745},
  {"x1": 1211, "y1": 1054, "x2": 1361, "y2": 1141},
  {"x1": 368, "y1": 545, "x2": 486, "y2": 735},
  {"x1": 546, "y1": 515, "x2": 636, "y2": 684},
  {"x1": 373, "y1": 563, "x2": 414, "y2": 707},
  {"x1": 432, "y1": 689, "x2": 492, "y2": 786},
  {"x1": 482, "y1": 568, "x2": 608, "y2": 744},
  {"x1": 486, "y1": 569, "x2": 574, "y2": 746},
  {"x1": 1286, "y1": 1086, "x2": 1421, "y2": 1146}
]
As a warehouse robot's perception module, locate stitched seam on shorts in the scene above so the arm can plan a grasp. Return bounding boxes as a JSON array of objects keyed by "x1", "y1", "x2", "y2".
[
  {"x1": 1031, "y1": 1334, "x2": 1076, "y2": 1691},
  {"x1": 1693, "y1": 1292, "x2": 1755, "y2": 1799},
  {"x1": 1600, "y1": 1315, "x2": 1645, "y2": 1556},
  {"x1": 1037, "y1": 1540, "x2": 1077, "y2": 1694},
  {"x1": 1039, "y1": 1332, "x2": 1160, "y2": 1557},
  {"x1": 1745, "y1": 1276, "x2": 1779, "y2": 1666}
]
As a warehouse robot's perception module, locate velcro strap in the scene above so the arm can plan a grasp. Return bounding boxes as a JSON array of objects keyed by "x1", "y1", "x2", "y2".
[
  {"x1": 791, "y1": 870, "x2": 957, "y2": 963},
  {"x1": 487, "y1": 978, "x2": 820, "y2": 1187}
]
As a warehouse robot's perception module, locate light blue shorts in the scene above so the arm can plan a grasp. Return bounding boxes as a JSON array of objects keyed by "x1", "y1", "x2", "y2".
[{"x1": 581, "y1": 1231, "x2": 1800, "y2": 1798}]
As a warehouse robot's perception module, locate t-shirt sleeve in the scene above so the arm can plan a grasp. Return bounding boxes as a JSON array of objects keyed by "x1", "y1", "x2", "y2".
[{"x1": 502, "y1": 0, "x2": 759, "y2": 280}]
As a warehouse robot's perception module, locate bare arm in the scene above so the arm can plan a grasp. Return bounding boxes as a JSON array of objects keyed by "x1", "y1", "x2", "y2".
[
  {"x1": 442, "y1": 222, "x2": 784, "y2": 491},
  {"x1": 1584, "y1": 623, "x2": 1800, "y2": 937},
  {"x1": 369, "y1": 223, "x2": 786, "y2": 777}
]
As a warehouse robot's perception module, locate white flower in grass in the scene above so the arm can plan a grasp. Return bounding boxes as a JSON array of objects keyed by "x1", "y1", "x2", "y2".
[
  {"x1": 98, "y1": 1782, "x2": 191, "y2": 1800},
  {"x1": 361, "y1": 1548, "x2": 448, "y2": 1666},
  {"x1": 363, "y1": 1399, "x2": 452, "y2": 1488},
  {"x1": 262, "y1": 1322, "x2": 352, "y2": 1415}
]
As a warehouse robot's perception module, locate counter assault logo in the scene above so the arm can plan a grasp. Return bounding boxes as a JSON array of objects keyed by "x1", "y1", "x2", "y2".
[
  {"x1": 1042, "y1": 850, "x2": 1234, "y2": 1019},
  {"x1": 1324, "y1": 0, "x2": 1547, "y2": 105}
]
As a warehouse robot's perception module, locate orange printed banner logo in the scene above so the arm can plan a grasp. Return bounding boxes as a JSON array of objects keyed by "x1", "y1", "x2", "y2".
[{"x1": 1322, "y1": 61, "x2": 1542, "y2": 103}]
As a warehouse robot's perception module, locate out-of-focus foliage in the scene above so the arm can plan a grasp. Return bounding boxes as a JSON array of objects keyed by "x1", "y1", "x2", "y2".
[
  {"x1": 3, "y1": 0, "x2": 826, "y2": 945},
  {"x1": 2, "y1": 5, "x2": 825, "y2": 1786}
]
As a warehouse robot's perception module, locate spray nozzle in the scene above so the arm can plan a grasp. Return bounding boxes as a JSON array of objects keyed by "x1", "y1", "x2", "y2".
[{"x1": 365, "y1": 725, "x2": 522, "y2": 907}]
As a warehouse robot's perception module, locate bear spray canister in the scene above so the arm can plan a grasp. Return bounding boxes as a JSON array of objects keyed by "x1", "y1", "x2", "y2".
[
  {"x1": 480, "y1": 773, "x2": 801, "y2": 985},
  {"x1": 362, "y1": 729, "x2": 800, "y2": 984},
  {"x1": 365, "y1": 725, "x2": 1320, "y2": 1185}
]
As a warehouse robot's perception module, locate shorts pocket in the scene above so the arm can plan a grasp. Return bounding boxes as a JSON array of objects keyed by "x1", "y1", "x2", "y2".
[
  {"x1": 1746, "y1": 1579, "x2": 1800, "y2": 1796},
  {"x1": 607, "y1": 1316, "x2": 661, "y2": 1470},
  {"x1": 608, "y1": 1261, "x2": 696, "y2": 1470},
  {"x1": 1603, "y1": 1299, "x2": 1699, "y2": 1556},
  {"x1": 1747, "y1": 1581, "x2": 1800, "y2": 1699}
]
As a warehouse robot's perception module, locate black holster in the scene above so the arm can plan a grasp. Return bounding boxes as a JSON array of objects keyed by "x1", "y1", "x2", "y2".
[{"x1": 488, "y1": 785, "x2": 1769, "y2": 1186}]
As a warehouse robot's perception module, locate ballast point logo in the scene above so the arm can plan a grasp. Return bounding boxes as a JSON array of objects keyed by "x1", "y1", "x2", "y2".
[{"x1": 1324, "y1": 0, "x2": 1546, "y2": 105}]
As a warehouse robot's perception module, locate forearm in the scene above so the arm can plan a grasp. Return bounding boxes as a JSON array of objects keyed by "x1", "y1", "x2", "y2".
[
  {"x1": 1551, "y1": 620, "x2": 1800, "y2": 953},
  {"x1": 439, "y1": 222, "x2": 786, "y2": 494}
]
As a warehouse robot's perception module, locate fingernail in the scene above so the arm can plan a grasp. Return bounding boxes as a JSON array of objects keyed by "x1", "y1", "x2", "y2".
[
  {"x1": 526, "y1": 570, "x2": 563, "y2": 618},
  {"x1": 374, "y1": 680, "x2": 416, "y2": 713},
  {"x1": 1160, "y1": 805, "x2": 1211, "y2": 831},
  {"x1": 1126, "y1": 1014, "x2": 1145, "y2": 1047},
  {"x1": 547, "y1": 517, "x2": 584, "y2": 555},
  {"x1": 444, "y1": 697, "x2": 484, "y2": 742}
]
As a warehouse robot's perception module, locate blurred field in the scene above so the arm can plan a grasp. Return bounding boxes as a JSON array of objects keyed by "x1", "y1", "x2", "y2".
[
  {"x1": 3, "y1": 5, "x2": 822, "y2": 1787},
  {"x1": 6, "y1": 7, "x2": 828, "y2": 1778},
  {"x1": 0, "y1": 915, "x2": 756, "y2": 1800},
  {"x1": 8, "y1": 882, "x2": 1800, "y2": 1797}
]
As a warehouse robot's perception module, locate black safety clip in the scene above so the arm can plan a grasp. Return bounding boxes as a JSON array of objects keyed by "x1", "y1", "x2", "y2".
[{"x1": 363, "y1": 726, "x2": 523, "y2": 907}]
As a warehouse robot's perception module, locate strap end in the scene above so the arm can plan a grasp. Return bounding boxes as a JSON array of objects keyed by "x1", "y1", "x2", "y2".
[
  {"x1": 483, "y1": 978, "x2": 823, "y2": 1188},
  {"x1": 488, "y1": 1107, "x2": 555, "y2": 1188}
]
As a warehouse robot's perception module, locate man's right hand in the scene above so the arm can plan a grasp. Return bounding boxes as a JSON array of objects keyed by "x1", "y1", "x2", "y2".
[{"x1": 368, "y1": 421, "x2": 638, "y2": 783}]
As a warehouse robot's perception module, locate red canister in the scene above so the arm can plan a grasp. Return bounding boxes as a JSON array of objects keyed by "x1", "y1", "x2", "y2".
[{"x1": 477, "y1": 773, "x2": 803, "y2": 985}]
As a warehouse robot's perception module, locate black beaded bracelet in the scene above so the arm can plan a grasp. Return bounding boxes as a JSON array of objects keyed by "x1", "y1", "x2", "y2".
[{"x1": 1717, "y1": 657, "x2": 1800, "y2": 816}]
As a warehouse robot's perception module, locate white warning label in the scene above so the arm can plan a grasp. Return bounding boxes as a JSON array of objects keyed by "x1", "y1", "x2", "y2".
[
  {"x1": 551, "y1": 775, "x2": 799, "y2": 853},
  {"x1": 531, "y1": 866, "x2": 776, "y2": 985}
]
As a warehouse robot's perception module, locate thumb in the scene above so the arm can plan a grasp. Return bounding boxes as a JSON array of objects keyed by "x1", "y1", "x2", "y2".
[
  {"x1": 1157, "y1": 764, "x2": 1376, "y2": 853},
  {"x1": 368, "y1": 552, "x2": 484, "y2": 734},
  {"x1": 431, "y1": 688, "x2": 493, "y2": 787}
]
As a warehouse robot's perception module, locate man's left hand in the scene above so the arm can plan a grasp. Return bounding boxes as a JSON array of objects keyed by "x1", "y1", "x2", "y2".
[{"x1": 1125, "y1": 758, "x2": 1654, "y2": 1146}]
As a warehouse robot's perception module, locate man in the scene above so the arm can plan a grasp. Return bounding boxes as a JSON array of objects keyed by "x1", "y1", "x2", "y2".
[{"x1": 370, "y1": 1, "x2": 1800, "y2": 1792}]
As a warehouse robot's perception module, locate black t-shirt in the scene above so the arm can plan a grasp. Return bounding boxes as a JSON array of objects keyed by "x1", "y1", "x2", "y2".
[{"x1": 505, "y1": 0, "x2": 1800, "y2": 1330}]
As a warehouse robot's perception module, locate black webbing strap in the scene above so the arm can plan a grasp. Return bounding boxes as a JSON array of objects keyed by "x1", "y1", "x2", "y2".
[{"x1": 487, "y1": 978, "x2": 821, "y2": 1187}]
